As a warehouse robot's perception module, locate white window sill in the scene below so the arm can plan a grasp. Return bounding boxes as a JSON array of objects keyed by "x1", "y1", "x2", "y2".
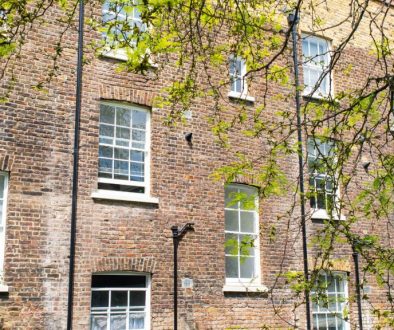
[
  {"x1": 0, "y1": 284, "x2": 9, "y2": 292},
  {"x1": 91, "y1": 190, "x2": 159, "y2": 204},
  {"x1": 228, "y1": 91, "x2": 255, "y2": 103},
  {"x1": 302, "y1": 91, "x2": 332, "y2": 100},
  {"x1": 101, "y1": 49, "x2": 159, "y2": 68},
  {"x1": 223, "y1": 283, "x2": 268, "y2": 293},
  {"x1": 102, "y1": 49, "x2": 128, "y2": 61},
  {"x1": 311, "y1": 209, "x2": 346, "y2": 221}
]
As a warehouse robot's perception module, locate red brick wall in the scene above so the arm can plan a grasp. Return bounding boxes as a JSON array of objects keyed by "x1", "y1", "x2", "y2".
[{"x1": 0, "y1": 1, "x2": 392, "y2": 329}]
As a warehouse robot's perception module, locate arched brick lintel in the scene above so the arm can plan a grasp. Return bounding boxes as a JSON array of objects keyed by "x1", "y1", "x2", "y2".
[
  {"x1": 0, "y1": 154, "x2": 15, "y2": 172},
  {"x1": 98, "y1": 84, "x2": 155, "y2": 108},
  {"x1": 91, "y1": 257, "x2": 157, "y2": 274}
]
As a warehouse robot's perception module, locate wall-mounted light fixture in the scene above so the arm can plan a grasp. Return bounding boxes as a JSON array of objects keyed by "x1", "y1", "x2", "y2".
[
  {"x1": 362, "y1": 161, "x2": 371, "y2": 172},
  {"x1": 185, "y1": 132, "x2": 193, "y2": 143}
]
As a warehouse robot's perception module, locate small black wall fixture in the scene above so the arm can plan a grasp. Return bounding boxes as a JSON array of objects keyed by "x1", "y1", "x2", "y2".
[
  {"x1": 171, "y1": 223, "x2": 194, "y2": 330},
  {"x1": 185, "y1": 132, "x2": 193, "y2": 143},
  {"x1": 362, "y1": 161, "x2": 371, "y2": 172}
]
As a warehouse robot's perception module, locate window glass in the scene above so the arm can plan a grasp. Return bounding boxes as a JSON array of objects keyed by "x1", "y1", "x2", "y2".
[
  {"x1": 229, "y1": 57, "x2": 246, "y2": 94},
  {"x1": 311, "y1": 273, "x2": 348, "y2": 330},
  {"x1": 307, "y1": 138, "x2": 337, "y2": 212},
  {"x1": 0, "y1": 172, "x2": 8, "y2": 281},
  {"x1": 224, "y1": 184, "x2": 259, "y2": 283},
  {"x1": 302, "y1": 35, "x2": 331, "y2": 97},
  {"x1": 98, "y1": 103, "x2": 149, "y2": 194},
  {"x1": 91, "y1": 274, "x2": 149, "y2": 330},
  {"x1": 102, "y1": 0, "x2": 146, "y2": 51}
]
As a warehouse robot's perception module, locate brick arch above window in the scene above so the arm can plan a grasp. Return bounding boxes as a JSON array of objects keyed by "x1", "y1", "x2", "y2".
[
  {"x1": 230, "y1": 175, "x2": 260, "y2": 188},
  {"x1": 91, "y1": 256, "x2": 157, "y2": 274},
  {"x1": 0, "y1": 154, "x2": 15, "y2": 172},
  {"x1": 98, "y1": 85, "x2": 155, "y2": 108},
  {"x1": 308, "y1": 258, "x2": 352, "y2": 273}
]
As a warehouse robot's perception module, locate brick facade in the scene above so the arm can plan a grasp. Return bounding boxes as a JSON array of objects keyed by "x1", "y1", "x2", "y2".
[{"x1": 0, "y1": 1, "x2": 393, "y2": 329}]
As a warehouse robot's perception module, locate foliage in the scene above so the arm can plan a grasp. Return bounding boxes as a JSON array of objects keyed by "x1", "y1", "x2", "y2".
[{"x1": 1, "y1": 0, "x2": 393, "y2": 328}]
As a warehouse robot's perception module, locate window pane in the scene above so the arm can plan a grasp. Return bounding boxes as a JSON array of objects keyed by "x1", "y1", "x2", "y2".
[
  {"x1": 235, "y1": 78, "x2": 242, "y2": 93},
  {"x1": 304, "y1": 67, "x2": 311, "y2": 92},
  {"x1": 114, "y1": 161, "x2": 128, "y2": 180},
  {"x1": 103, "y1": 10, "x2": 115, "y2": 22},
  {"x1": 316, "y1": 314, "x2": 327, "y2": 329},
  {"x1": 229, "y1": 58, "x2": 236, "y2": 75},
  {"x1": 310, "y1": 41, "x2": 318, "y2": 59},
  {"x1": 236, "y1": 59, "x2": 242, "y2": 76},
  {"x1": 321, "y1": 75, "x2": 328, "y2": 94},
  {"x1": 132, "y1": 111, "x2": 147, "y2": 129},
  {"x1": 100, "y1": 105, "x2": 115, "y2": 124},
  {"x1": 336, "y1": 276, "x2": 345, "y2": 292},
  {"x1": 326, "y1": 179, "x2": 333, "y2": 192},
  {"x1": 307, "y1": 139, "x2": 316, "y2": 157},
  {"x1": 132, "y1": 130, "x2": 146, "y2": 143},
  {"x1": 239, "y1": 234, "x2": 255, "y2": 256},
  {"x1": 91, "y1": 291, "x2": 109, "y2": 307},
  {"x1": 116, "y1": 127, "x2": 130, "y2": 140},
  {"x1": 225, "y1": 187, "x2": 238, "y2": 209},
  {"x1": 310, "y1": 194, "x2": 317, "y2": 209},
  {"x1": 319, "y1": 43, "x2": 327, "y2": 64},
  {"x1": 114, "y1": 148, "x2": 129, "y2": 160},
  {"x1": 240, "y1": 212, "x2": 255, "y2": 233},
  {"x1": 116, "y1": 139, "x2": 129, "y2": 147},
  {"x1": 130, "y1": 162, "x2": 144, "y2": 177},
  {"x1": 129, "y1": 313, "x2": 145, "y2": 329},
  {"x1": 225, "y1": 210, "x2": 238, "y2": 231},
  {"x1": 302, "y1": 40, "x2": 309, "y2": 57},
  {"x1": 239, "y1": 188, "x2": 257, "y2": 210},
  {"x1": 116, "y1": 108, "x2": 131, "y2": 127},
  {"x1": 316, "y1": 177, "x2": 325, "y2": 192},
  {"x1": 225, "y1": 233, "x2": 238, "y2": 255},
  {"x1": 130, "y1": 175, "x2": 144, "y2": 182},
  {"x1": 317, "y1": 192, "x2": 325, "y2": 210},
  {"x1": 326, "y1": 276, "x2": 336, "y2": 292},
  {"x1": 326, "y1": 314, "x2": 337, "y2": 329},
  {"x1": 316, "y1": 274, "x2": 327, "y2": 290},
  {"x1": 129, "y1": 291, "x2": 145, "y2": 306},
  {"x1": 99, "y1": 158, "x2": 113, "y2": 173},
  {"x1": 326, "y1": 194, "x2": 334, "y2": 211},
  {"x1": 99, "y1": 137, "x2": 114, "y2": 145},
  {"x1": 131, "y1": 141, "x2": 145, "y2": 149},
  {"x1": 310, "y1": 68, "x2": 320, "y2": 88},
  {"x1": 99, "y1": 146, "x2": 113, "y2": 158},
  {"x1": 111, "y1": 291, "x2": 128, "y2": 307},
  {"x1": 336, "y1": 317, "x2": 346, "y2": 330},
  {"x1": 240, "y1": 257, "x2": 255, "y2": 278},
  {"x1": 100, "y1": 125, "x2": 114, "y2": 138},
  {"x1": 225, "y1": 256, "x2": 239, "y2": 278},
  {"x1": 327, "y1": 293, "x2": 337, "y2": 311},
  {"x1": 0, "y1": 176, "x2": 4, "y2": 198},
  {"x1": 110, "y1": 314, "x2": 127, "y2": 330},
  {"x1": 91, "y1": 314, "x2": 107, "y2": 330},
  {"x1": 313, "y1": 314, "x2": 319, "y2": 330},
  {"x1": 130, "y1": 151, "x2": 144, "y2": 162},
  {"x1": 311, "y1": 294, "x2": 318, "y2": 312}
]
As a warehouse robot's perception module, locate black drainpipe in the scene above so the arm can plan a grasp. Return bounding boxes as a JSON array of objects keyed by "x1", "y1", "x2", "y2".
[
  {"x1": 67, "y1": 0, "x2": 84, "y2": 328},
  {"x1": 288, "y1": 11, "x2": 312, "y2": 330},
  {"x1": 352, "y1": 244, "x2": 363, "y2": 330},
  {"x1": 171, "y1": 223, "x2": 194, "y2": 330}
]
